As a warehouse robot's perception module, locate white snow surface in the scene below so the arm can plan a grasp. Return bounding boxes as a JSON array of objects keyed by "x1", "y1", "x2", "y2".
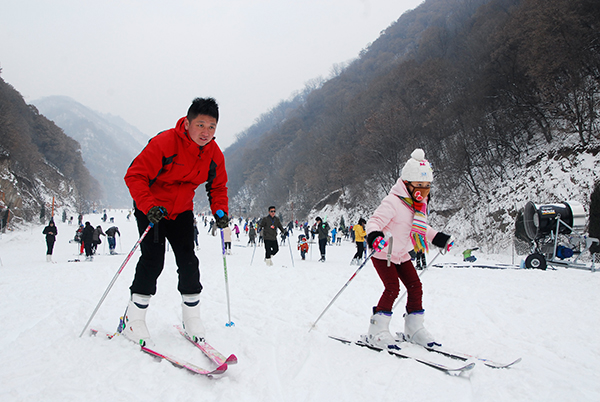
[{"x1": 1, "y1": 211, "x2": 599, "y2": 402}]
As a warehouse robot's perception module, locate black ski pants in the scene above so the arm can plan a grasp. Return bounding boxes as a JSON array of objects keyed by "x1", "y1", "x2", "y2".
[
  {"x1": 130, "y1": 208, "x2": 202, "y2": 296},
  {"x1": 46, "y1": 237, "x2": 55, "y2": 255},
  {"x1": 318, "y1": 238, "x2": 327, "y2": 257},
  {"x1": 264, "y1": 239, "x2": 279, "y2": 259},
  {"x1": 353, "y1": 241, "x2": 365, "y2": 260}
]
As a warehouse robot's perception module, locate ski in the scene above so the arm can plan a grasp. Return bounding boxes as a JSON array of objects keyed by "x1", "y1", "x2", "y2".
[
  {"x1": 423, "y1": 343, "x2": 521, "y2": 369},
  {"x1": 329, "y1": 335, "x2": 475, "y2": 374},
  {"x1": 141, "y1": 344, "x2": 228, "y2": 375},
  {"x1": 174, "y1": 324, "x2": 238, "y2": 366},
  {"x1": 90, "y1": 328, "x2": 227, "y2": 376},
  {"x1": 394, "y1": 332, "x2": 521, "y2": 368}
]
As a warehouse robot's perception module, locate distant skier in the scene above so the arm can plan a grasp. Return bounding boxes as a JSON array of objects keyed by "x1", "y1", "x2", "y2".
[
  {"x1": 312, "y1": 217, "x2": 330, "y2": 262},
  {"x1": 81, "y1": 222, "x2": 95, "y2": 261},
  {"x1": 248, "y1": 223, "x2": 256, "y2": 246},
  {"x1": 74, "y1": 224, "x2": 84, "y2": 254},
  {"x1": 351, "y1": 218, "x2": 366, "y2": 265},
  {"x1": 42, "y1": 220, "x2": 58, "y2": 263},
  {"x1": 92, "y1": 225, "x2": 105, "y2": 254},
  {"x1": 298, "y1": 236, "x2": 309, "y2": 260},
  {"x1": 365, "y1": 149, "x2": 454, "y2": 349},
  {"x1": 258, "y1": 206, "x2": 285, "y2": 266},
  {"x1": 415, "y1": 250, "x2": 426, "y2": 270},
  {"x1": 105, "y1": 226, "x2": 121, "y2": 255},
  {"x1": 223, "y1": 225, "x2": 232, "y2": 255},
  {"x1": 463, "y1": 248, "x2": 478, "y2": 262}
]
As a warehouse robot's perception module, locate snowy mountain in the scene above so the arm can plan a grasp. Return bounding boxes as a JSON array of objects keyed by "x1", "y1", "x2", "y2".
[{"x1": 32, "y1": 96, "x2": 149, "y2": 208}]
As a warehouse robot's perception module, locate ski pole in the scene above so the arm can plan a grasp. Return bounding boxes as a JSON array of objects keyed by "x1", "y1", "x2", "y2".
[
  {"x1": 392, "y1": 249, "x2": 441, "y2": 312},
  {"x1": 79, "y1": 223, "x2": 153, "y2": 337},
  {"x1": 309, "y1": 248, "x2": 378, "y2": 332},
  {"x1": 220, "y1": 228, "x2": 234, "y2": 327},
  {"x1": 286, "y1": 231, "x2": 295, "y2": 267},
  {"x1": 250, "y1": 235, "x2": 258, "y2": 266}
]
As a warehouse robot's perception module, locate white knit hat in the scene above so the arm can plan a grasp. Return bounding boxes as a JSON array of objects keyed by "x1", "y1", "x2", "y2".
[{"x1": 401, "y1": 149, "x2": 433, "y2": 182}]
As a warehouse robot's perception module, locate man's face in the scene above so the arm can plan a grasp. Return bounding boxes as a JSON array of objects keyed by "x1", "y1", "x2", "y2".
[
  {"x1": 185, "y1": 114, "x2": 217, "y2": 146},
  {"x1": 269, "y1": 209, "x2": 276, "y2": 216}
]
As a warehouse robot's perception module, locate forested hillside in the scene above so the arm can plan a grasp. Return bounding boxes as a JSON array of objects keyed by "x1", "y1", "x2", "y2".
[
  {"x1": 0, "y1": 76, "x2": 100, "y2": 224},
  {"x1": 224, "y1": 0, "x2": 600, "y2": 228}
]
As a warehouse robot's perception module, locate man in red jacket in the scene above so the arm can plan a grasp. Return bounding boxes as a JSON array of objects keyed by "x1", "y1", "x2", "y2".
[{"x1": 122, "y1": 97, "x2": 229, "y2": 346}]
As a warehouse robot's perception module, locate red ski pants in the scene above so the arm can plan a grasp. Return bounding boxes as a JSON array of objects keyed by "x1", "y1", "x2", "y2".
[{"x1": 371, "y1": 257, "x2": 423, "y2": 314}]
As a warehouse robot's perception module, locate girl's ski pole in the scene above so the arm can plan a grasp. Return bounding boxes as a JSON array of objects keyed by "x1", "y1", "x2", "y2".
[
  {"x1": 79, "y1": 223, "x2": 153, "y2": 337},
  {"x1": 220, "y1": 228, "x2": 234, "y2": 327},
  {"x1": 309, "y1": 248, "x2": 377, "y2": 332},
  {"x1": 392, "y1": 249, "x2": 441, "y2": 312}
]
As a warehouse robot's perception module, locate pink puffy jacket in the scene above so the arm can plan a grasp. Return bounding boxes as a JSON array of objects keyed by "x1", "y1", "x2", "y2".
[{"x1": 366, "y1": 179, "x2": 440, "y2": 265}]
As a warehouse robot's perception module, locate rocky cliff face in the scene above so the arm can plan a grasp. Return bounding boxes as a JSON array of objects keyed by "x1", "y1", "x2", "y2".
[{"x1": 0, "y1": 78, "x2": 99, "y2": 226}]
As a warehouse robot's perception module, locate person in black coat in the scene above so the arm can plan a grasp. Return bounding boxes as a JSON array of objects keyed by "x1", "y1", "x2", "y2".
[
  {"x1": 258, "y1": 206, "x2": 285, "y2": 265},
  {"x1": 81, "y1": 221, "x2": 95, "y2": 260},
  {"x1": 42, "y1": 220, "x2": 58, "y2": 262}
]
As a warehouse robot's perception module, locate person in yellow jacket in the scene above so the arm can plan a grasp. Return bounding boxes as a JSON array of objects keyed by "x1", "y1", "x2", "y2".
[{"x1": 351, "y1": 218, "x2": 367, "y2": 265}]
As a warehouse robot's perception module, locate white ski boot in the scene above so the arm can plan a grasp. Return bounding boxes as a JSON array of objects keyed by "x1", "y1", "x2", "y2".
[
  {"x1": 122, "y1": 293, "x2": 153, "y2": 346},
  {"x1": 403, "y1": 310, "x2": 440, "y2": 347},
  {"x1": 365, "y1": 311, "x2": 400, "y2": 349},
  {"x1": 265, "y1": 258, "x2": 273, "y2": 266},
  {"x1": 182, "y1": 294, "x2": 205, "y2": 342}
]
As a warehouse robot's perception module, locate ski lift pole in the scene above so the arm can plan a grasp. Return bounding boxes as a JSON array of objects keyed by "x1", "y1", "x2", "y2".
[
  {"x1": 309, "y1": 248, "x2": 378, "y2": 332},
  {"x1": 79, "y1": 223, "x2": 153, "y2": 337},
  {"x1": 220, "y1": 228, "x2": 234, "y2": 327}
]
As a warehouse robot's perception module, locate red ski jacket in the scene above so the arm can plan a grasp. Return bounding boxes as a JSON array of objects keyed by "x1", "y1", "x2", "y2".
[{"x1": 125, "y1": 117, "x2": 229, "y2": 220}]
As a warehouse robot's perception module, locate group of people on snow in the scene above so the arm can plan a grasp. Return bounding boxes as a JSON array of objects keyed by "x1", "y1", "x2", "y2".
[
  {"x1": 44, "y1": 218, "x2": 121, "y2": 262},
  {"x1": 60, "y1": 97, "x2": 455, "y2": 352}
]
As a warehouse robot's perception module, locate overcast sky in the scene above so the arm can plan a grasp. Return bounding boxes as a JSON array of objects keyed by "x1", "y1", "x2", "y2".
[{"x1": 1, "y1": 0, "x2": 423, "y2": 149}]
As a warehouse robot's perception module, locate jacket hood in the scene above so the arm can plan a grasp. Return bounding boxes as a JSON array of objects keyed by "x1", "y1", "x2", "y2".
[
  {"x1": 175, "y1": 116, "x2": 215, "y2": 149},
  {"x1": 389, "y1": 178, "x2": 410, "y2": 198},
  {"x1": 175, "y1": 117, "x2": 193, "y2": 145}
]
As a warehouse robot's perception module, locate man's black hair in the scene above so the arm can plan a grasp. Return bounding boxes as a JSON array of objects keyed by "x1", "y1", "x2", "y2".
[
  {"x1": 187, "y1": 97, "x2": 219, "y2": 122},
  {"x1": 268, "y1": 206, "x2": 276, "y2": 211}
]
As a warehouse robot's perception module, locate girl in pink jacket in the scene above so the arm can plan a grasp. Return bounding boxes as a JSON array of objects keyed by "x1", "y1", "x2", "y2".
[{"x1": 365, "y1": 149, "x2": 453, "y2": 349}]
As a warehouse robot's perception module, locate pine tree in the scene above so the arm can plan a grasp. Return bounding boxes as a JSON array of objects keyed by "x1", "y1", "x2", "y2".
[{"x1": 589, "y1": 181, "x2": 600, "y2": 254}]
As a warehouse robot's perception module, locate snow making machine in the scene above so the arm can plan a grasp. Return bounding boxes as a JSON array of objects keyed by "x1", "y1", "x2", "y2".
[{"x1": 521, "y1": 201, "x2": 598, "y2": 271}]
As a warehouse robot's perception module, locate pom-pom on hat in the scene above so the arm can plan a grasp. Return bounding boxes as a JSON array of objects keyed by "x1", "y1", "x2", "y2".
[{"x1": 401, "y1": 148, "x2": 433, "y2": 182}]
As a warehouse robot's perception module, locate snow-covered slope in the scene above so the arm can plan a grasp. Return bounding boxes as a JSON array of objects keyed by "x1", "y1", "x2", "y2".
[{"x1": 1, "y1": 211, "x2": 599, "y2": 401}]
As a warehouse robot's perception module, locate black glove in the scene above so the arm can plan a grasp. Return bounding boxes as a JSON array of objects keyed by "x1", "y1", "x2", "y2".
[
  {"x1": 366, "y1": 231, "x2": 385, "y2": 249},
  {"x1": 147, "y1": 206, "x2": 167, "y2": 224},
  {"x1": 432, "y1": 232, "x2": 453, "y2": 252},
  {"x1": 214, "y1": 210, "x2": 229, "y2": 229}
]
